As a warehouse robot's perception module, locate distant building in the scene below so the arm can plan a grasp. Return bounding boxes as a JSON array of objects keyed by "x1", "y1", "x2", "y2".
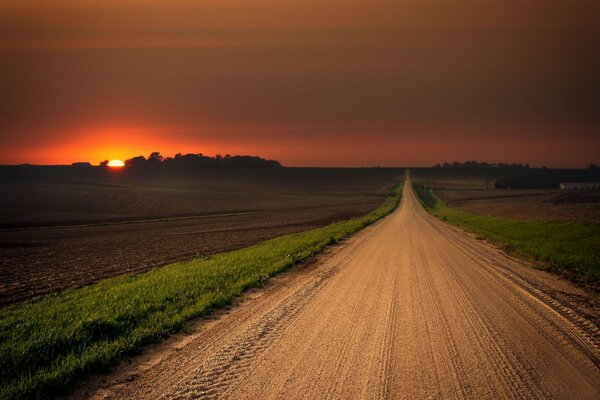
[{"x1": 559, "y1": 182, "x2": 600, "y2": 190}]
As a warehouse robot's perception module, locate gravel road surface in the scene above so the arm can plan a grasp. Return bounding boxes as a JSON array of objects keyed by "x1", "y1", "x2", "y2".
[{"x1": 75, "y1": 181, "x2": 600, "y2": 399}]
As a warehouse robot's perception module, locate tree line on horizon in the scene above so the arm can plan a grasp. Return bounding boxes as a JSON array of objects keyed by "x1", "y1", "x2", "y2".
[
  {"x1": 99, "y1": 152, "x2": 282, "y2": 170},
  {"x1": 421, "y1": 161, "x2": 600, "y2": 189},
  {"x1": 432, "y1": 161, "x2": 598, "y2": 170}
]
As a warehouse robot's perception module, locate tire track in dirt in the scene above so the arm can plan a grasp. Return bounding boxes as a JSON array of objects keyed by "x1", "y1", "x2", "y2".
[
  {"x1": 165, "y1": 253, "x2": 356, "y2": 400},
  {"x1": 432, "y1": 249, "x2": 550, "y2": 399},
  {"x1": 429, "y1": 218, "x2": 600, "y2": 372}
]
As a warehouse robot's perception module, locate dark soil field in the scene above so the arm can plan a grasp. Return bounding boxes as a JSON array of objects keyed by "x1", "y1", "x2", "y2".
[
  {"x1": 0, "y1": 167, "x2": 401, "y2": 305},
  {"x1": 435, "y1": 188, "x2": 600, "y2": 224}
]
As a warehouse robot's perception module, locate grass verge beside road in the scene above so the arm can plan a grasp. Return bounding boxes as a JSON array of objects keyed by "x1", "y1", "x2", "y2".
[
  {"x1": 413, "y1": 183, "x2": 600, "y2": 288},
  {"x1": 0, "y1": 182, "x2": 402, "y2": 400}
]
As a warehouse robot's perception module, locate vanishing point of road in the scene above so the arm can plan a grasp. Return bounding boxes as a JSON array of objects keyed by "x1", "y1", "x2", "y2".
[{"x1": 79, "y1": 181, "x2": 600, "y2": 399}]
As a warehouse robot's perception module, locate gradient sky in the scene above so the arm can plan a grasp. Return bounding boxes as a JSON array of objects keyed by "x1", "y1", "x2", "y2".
[{"x1": 1, "y1": 0, "x2": 599, "y2": 167}]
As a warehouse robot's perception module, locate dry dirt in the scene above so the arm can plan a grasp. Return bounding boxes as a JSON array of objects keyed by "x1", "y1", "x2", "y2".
[
  {"x1": 436, "y1": 188, "x2": 600, "y2": 223},
  {"x1": 72, "y1": 181, "x2": 600, "y2": 399},
  {"x1": 0, "y1": 169, "x2": 399, "y2": 305}
]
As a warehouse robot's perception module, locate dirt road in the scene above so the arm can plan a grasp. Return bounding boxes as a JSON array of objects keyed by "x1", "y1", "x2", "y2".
[{"x1": 76, "y1": 181, "x2": 600, "y2": 399}]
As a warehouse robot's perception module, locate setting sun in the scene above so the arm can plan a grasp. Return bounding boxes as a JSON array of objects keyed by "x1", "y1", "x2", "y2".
[{"x1": 107, "y1": 159, "x2": 125, "y2": 167}]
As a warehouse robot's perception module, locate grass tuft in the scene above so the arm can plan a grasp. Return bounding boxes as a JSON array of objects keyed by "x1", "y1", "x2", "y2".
[{"x1": 0, "y1": 182, "x2": 403, "y2": 400}]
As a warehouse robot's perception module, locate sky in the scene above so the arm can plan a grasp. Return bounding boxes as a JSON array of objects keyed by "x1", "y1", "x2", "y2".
[{"x1": 0, "y1": 0, "x2": 599, "y2": 167}]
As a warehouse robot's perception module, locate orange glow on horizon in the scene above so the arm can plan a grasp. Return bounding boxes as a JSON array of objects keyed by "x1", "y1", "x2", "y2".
[
  {"x1": 11, "y1": 125, "x2": 228, "y2": 166},
  {"x1": 4, "y1": 121, "x2": 599, "y2": 168}
]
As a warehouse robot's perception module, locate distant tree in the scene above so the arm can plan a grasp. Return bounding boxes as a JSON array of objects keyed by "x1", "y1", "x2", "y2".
[
  {"x1": 121, "y1": 152, "x2": 280, "y2": 170},
  {"x1": 436, "y1": 161, "x2": 531, "y2": 170},
  {"x1": 72, "y1": 162, "x2": 92, "y2": 168},
  {"x1": 99, "y1": 160, "x2": 109, "y2": 167},
  {"x1": 147, "y1": 152, "x2": 164, "y2": 165},
  {"x1": 125, "y1": 156, "x2": 146, "y2": 167}
]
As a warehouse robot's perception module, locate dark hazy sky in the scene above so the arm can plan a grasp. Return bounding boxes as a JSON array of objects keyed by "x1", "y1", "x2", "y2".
[{"x1": 1, "y1": 0, "x2": 598, "y2": 166}]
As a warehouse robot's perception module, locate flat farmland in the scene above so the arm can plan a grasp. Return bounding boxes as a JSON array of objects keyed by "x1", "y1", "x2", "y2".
[
  {"x1": 435, "y1": 188, "x2": 600, "y2": 223},
  {"x1": 0, "y1": 168, "x2": 401, "y2": 305}
]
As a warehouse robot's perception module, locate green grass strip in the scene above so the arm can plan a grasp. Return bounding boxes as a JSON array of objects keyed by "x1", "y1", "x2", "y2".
[
  {"x1": 412, "y1": 183, "x2": 600, "y2": 287},
  {"x1": 0, "y1": 182, "x2": 402, "y2": 400}
]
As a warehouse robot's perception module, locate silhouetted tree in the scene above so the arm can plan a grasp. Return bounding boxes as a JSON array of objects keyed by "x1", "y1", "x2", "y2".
[
  {"x1": 125, "y1": 156, "x2": 146, "y2": 167},
  {"x1": 119, "y1": 152, "x2": 281, "y2": 171},
  {"x1": 147, "y1": 152, "x2": 164, "y2": 165}
]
